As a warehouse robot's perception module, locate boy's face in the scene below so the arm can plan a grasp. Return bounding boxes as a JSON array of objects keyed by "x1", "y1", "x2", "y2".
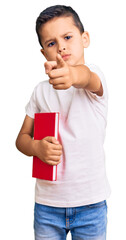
[{"x1": 40, "y1": 16, "x2": 89, "y2": 66}]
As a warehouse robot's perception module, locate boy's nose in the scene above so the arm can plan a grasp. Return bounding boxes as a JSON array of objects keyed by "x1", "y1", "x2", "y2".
[
  {"x1": 58, "y1": 41, "x2": 66, "y2": 52},
  {"x1": 58, "y1": 46, "x2": 66, "y2": 53}
]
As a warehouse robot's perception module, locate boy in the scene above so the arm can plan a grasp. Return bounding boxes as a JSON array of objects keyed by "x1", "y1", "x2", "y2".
[{"x1": 16, "y1": 5, "x2": 111, "y2": 240}]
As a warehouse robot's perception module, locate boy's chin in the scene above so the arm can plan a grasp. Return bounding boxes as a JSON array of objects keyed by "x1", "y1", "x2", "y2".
[{"x1": 66, "y1": 60, "x2": 79, "y2": 67}]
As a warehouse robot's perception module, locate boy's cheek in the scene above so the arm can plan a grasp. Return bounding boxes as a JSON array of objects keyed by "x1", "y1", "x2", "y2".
[{"x1": 44, "y1": 52, "x2": 57, "y2": 62}]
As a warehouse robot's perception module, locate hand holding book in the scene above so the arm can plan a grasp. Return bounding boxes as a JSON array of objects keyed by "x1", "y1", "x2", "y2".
[
  {"x1": 33, "y1": 112, "x2": 61, "y2": 181},
  {"x1": 34, "y1": 136, "x2": 62, "y2": 166}
]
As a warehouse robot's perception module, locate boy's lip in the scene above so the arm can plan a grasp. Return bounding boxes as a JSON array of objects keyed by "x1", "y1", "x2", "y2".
[{"x1": 61, "y1": 54, "x2": 71, "y2": 60}]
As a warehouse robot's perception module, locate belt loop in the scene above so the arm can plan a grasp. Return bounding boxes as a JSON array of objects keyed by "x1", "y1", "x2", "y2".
[{"x1": 66, "y1": 208, "x2": 70, "y2": 229}]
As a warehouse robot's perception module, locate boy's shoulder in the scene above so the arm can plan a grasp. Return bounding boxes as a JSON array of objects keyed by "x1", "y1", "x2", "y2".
[
  {"x1": 36, "y1": 79, "x2": 49, "y2": 88},
  {"x1": 85, "y1": 63, "x2": 105, "y2": 76},
  {"x1": 34, "y1": 80, "x2": 50, "y2": 93}
]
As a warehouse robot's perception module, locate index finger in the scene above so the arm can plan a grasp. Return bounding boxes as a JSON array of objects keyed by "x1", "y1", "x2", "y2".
[{"x1": 56, "y1": 54, "x2": 66, "y2": 68}]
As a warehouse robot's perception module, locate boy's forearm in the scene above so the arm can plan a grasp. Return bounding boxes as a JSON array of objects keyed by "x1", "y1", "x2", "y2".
[
  {"x1": 16, "y1": 133, "x2": 38, "y2": 157},
  {"x1": 71, "y1": 65, "x2": 101, "y2": 93},
  {"x1": 71, "y1": 65, "x2": 91, "y2": 89}
]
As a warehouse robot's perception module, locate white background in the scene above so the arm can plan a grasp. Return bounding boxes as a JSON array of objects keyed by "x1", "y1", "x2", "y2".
[{"x1": 0, "y1": 0, "x2": 126, "y2": 239}]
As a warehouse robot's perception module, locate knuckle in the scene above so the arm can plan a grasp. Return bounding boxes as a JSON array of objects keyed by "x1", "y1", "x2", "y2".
[
  {"x1": 60, "y1": 144, "x2": 62, "y2": 149},
  {"x1": 48, "y1": 72, "x2": 52, "y2": 78},
  {"x1": 49, "y1": 71, "x2": 55, "y2": 78},
  {"x1": 58, "y1": 150, "x2": 62, "y2": 155},
  {"x1": 58, "y1": 152, "x2": 61, "y2": 156}
]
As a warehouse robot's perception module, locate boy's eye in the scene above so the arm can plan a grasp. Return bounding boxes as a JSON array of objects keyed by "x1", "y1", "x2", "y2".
[
  {"x1": 48, "y1": 42, "x2": 55, "y2": 47},
  {"x1": 65, "y1": 36, "x2": 72, "y2": 40}
]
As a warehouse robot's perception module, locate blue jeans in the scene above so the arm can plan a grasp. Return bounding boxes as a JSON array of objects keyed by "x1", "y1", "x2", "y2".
[{"x1": 34, "y1": 200, "x2": 107, "y2": 240}]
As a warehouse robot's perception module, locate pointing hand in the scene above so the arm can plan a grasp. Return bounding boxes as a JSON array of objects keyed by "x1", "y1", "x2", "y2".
[{"x1": 44, "y1": 54, "x2": 73, "y2": 90}]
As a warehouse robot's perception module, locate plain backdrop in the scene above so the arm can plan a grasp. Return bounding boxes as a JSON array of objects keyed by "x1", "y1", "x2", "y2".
[{"x1": 0, "y1": 0, "x2": 126, "y2": 239}]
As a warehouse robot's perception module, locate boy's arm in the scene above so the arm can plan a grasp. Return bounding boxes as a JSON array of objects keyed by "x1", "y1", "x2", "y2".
[
  {"x1": 71, "y1": 65, "x2": 103, "y2": 96},
  {"x1": 16, "y1": 115, "x2": 62, "y2": 166},
  {"x1": 16, "y1": 115, "x2": 36, "y2": 157},
  {"x1": 45, "y1": 54, "x2": 103, "y2": 96}
]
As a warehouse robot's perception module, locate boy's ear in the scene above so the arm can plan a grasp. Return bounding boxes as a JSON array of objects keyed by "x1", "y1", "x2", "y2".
[
  {"x1": 82, "y1": 31, "x2": 90, "y2": 48},
  {"x1": 40, "y1": 48, "x2": 45, "y2": 57}
]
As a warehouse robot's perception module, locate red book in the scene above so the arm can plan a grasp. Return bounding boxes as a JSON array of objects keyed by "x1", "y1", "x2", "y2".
[{"x1": 32, "y1": 112, "x2": 59, "y2": 181}]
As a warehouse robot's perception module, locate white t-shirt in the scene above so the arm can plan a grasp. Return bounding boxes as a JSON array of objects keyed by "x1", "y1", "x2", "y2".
[{"x1": 25, "y1": 64, "x2": 111, "y2": 207}]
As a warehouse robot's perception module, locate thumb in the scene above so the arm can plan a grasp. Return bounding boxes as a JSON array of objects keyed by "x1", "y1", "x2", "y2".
[
  {"x1": 44, "y1": 136, "x2": 59, "y2": 144},
  {"x1": 51, "y1": 137, "x2": 59, "y2": 144},
  {"x1": 56, "y1": 54, "x2": 66, "y2": 68}
]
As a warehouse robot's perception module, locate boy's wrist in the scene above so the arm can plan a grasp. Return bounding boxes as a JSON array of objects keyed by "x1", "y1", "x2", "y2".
[
  {"x1": 69, "y1": 66, "x2": 77, "y2": 87},
  {"x1": 71, "y1": 65, "x2": 91, "y2": 89},
  {"x1": 31, "y1": 139, "x2": 40, "y2": 157}
]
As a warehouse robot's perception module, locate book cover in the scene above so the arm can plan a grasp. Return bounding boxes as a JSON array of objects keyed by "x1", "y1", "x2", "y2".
[{"x1": 32, "y1": 112, "x2": 59, "y2": 181}]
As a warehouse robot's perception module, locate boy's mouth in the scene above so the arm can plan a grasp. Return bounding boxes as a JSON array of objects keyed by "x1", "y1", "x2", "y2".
[{"x1": 61, "y1": 54, "x2": 71, "y2": 61}]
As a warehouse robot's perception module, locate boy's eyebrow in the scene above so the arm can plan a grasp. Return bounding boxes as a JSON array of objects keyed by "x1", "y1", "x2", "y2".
[
  {"x1": 45, "y1": 39, "x2": 55, "y2": 45},
  {"x1": 44, "y1": 32, "x2": 73, "y2": 45}
]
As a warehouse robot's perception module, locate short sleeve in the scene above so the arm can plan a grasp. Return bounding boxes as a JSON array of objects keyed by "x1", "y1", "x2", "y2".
[
  {"x1": 84, "y1": 64, "x2": 108, "y2": 126},
  {"x1": 85, "y1": 64, "x2": 108, "y2": 102},
  {"x1": 25, "y1": 85, "x2": 40, "y2": 119}
]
